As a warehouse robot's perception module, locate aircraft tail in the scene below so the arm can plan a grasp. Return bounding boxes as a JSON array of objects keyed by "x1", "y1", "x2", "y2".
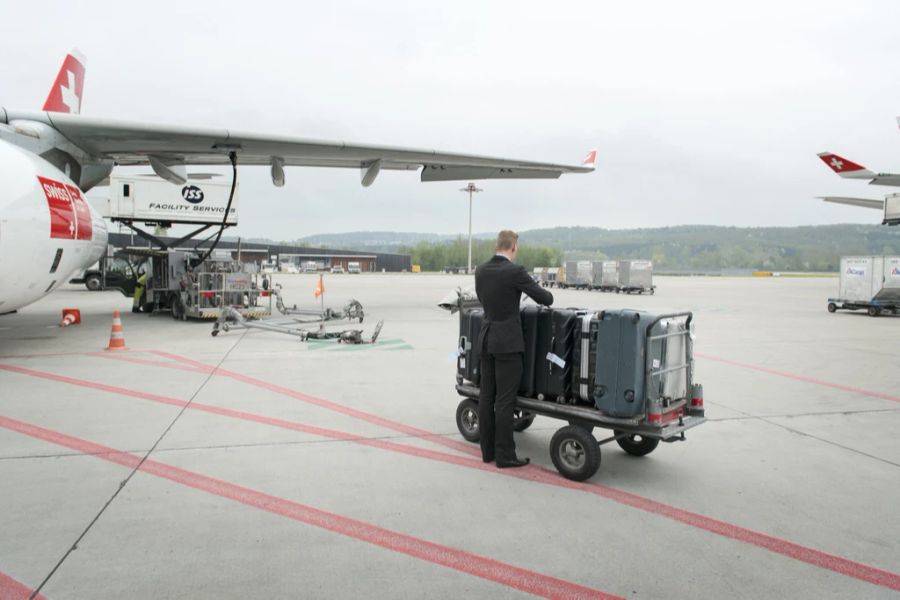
[
  {"x1": 42, "y1": 49, "x2": 86, "y2": 114},
  {"x1": 816, "y1": 152, "x2": 875, "y2": 180}
]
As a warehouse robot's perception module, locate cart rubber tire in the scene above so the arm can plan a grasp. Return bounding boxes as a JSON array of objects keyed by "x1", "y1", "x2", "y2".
[
  {"x1": 868, "y1": 306, "x2": 881, "y2": 317},
  {"x1": 549, "y1": 425, "x2": 600, "y2": 481},
  {"x1": 513, "y1": 410, "x2": 535, "y2": 432},
  {"x1": 614, "y1": 430, "x2": 660, "y2": 456},
  {"x1": 827, "y1": 302, "x2": 837, "y2": 313},
  {"x1": 85, "y1": 275, "x2": 102, "y2": 291},
  {"x1": 456, "y1": 398, "x2": 481, "y2": 443},
  {"x1": 211, "y1": 329, "x2": 219, "y2": 337}
]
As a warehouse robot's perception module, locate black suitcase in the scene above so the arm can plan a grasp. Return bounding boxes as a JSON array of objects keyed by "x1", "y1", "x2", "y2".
[
  {"x1": 518, "y1": 305, "x2": 544, "y2": 396},
  {"x1": 457, "y1": 308, "x2": 484, "y2": 385},
  {"x1": 535, "y1": 308, "x2": 582, "y2": 401}
]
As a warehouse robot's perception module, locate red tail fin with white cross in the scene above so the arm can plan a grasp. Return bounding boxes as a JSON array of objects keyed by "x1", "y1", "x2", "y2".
[{"x1": 42, "y1": 50, "x2": 86, "y2": 114}]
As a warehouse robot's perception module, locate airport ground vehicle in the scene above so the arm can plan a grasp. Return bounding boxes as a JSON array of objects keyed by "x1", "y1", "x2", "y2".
[
  {"x1": 347, "y1": 261, "x2": 361, "y2": 274},
  {"x1": 280, "y1": 262, "x2": 299, "y2": 274},
  {"x1": 303, "y1": 261, "x2": 319, "y2": 273},
  {"x1": 451, "y1": 306, "x2": 705, "y2": 481},
  {"x1": 331, "y1": 265, "x2": 345, "y2": 274},
  {"x1": 593, "y1": 260, "x2": 619, "y2": 292},
  {"x1": 828, "y1": 256, "x2": 900, "y2": 316}
]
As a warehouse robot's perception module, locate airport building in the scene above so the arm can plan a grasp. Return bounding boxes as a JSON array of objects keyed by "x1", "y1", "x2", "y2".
[{"x1": 107, "y1": 233, "x2": 412, "y2": 272}]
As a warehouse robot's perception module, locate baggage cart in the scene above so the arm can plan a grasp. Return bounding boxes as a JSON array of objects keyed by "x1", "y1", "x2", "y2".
[
  {"x1": 453, "y1": 309, "x2": 705, "y2": 481},
  {"x1": 593, "y1": 260, "x2": 619, "y2": 292},
  {"x1": 618, "y1": 259, "x2": 655, "y2": 294},
  {"x1": 827, "y1": 256, "x2": 900, "y2": 316}
]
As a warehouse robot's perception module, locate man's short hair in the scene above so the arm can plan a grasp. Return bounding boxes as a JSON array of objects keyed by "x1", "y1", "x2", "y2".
[{"x1": 496, "y1": 230, "x2": 519, "y2": 251}]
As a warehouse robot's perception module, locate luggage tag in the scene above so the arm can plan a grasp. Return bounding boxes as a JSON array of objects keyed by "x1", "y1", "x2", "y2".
[{"x1": 546, "y1": 352, "x2": 566, "y2": 369}]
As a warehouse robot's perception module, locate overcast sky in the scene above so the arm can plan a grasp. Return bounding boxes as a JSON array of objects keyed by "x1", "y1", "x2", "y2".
[{"x1": 3, "y1": 1, "x2": 900, "y2": 239}]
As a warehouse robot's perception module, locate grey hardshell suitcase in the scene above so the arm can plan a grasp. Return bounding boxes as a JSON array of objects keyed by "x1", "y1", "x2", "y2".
[
  {"x1": 457, "y1": 308, "x2": 484, "y2": 385},
  {"x1": 571, "y1": 311, "x2": 600, "y2": 405},
  {"x1": 536, "y1": 308, "x2": 582, "y2": 401},
  {"x1": 592, "y1": 309, "x2": 665, "y2": 417}
]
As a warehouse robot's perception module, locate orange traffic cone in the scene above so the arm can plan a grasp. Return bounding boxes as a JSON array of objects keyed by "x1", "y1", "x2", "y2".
[
  {"x1": 105, "y1": 309, "x2": 127, "y2": 350},
  {"x1": 60, "y1": 308, "x2": 81, "y2": 327}
]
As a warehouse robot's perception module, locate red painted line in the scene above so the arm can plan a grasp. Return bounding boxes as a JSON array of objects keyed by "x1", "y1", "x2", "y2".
[
  {"x1": 0, "y1": 363, "x2": 480, "y2": 468},
  {"x1": 5, "y1": 364, "x2": 900, "y2": 591},
  {"x1": 0, "y1": 570, "x2": 46, "y2": 600},
  {"x1": 0, "y1": 415, "x2": 617, "y2": 600},
  {"x1": 147, "y1": 350, "x2": 481, "y2": 456},
  {"x1": 696, "y1": 352, "x2": 900, "y2": 404}
]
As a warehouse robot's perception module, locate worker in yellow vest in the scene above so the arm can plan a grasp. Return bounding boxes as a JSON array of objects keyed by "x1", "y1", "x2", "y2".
[{"x1": 133, "y1": 271, "x2": 148, "y2": 313}]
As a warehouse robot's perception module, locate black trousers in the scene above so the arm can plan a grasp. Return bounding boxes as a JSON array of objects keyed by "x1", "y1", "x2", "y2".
[{"x1": 478, "y1": 351, "x2": 523, "y2": 462}]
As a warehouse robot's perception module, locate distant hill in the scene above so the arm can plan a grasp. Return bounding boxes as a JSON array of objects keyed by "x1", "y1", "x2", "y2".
[{"x1": 287, "y1": 225, "x2": 900, "y2": 272}]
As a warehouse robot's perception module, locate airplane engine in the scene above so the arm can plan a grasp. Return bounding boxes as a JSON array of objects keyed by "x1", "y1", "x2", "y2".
[{"x1": 0, "y1": 139, "x2": 108, "y2": 313}]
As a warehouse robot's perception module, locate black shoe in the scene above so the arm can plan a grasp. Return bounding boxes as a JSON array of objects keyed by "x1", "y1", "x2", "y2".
[
  {"x1": 482, "y1": 455, "x2": 495, "y2": 463},
  {"x1": 496, "y1": 457, "x2": 530, "y2": 469}
]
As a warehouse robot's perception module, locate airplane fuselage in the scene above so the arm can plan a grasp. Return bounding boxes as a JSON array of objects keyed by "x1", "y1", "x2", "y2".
[{"x1": 0, "y1": 138, "x2": 107, "y2": 313}]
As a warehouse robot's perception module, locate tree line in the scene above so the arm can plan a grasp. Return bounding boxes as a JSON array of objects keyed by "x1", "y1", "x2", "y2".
[{"x1": 398, "y1": 238, "x2": 564, "y2": 272}]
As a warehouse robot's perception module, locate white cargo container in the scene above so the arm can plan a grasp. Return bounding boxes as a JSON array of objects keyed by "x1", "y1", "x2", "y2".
[
  {"x1": 829, "y1": 256, "x2": 900, "y2": 316},
  {"x1": 591, "y1": 260, "x2": 618, "y2": 291},
  {"x1": 561, "y1": 260, "x2": 592, "y2": 289},
  {"x1": 90, "y1": 175, "x2": 239, "y2": 225},
  {"x1": 618, "y1": 259, "x2": 654, "y2": 294}
]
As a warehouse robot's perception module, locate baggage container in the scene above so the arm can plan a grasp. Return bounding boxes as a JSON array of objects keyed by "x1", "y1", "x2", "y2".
[
  {"x1": 884, "y1": 193, "x2": 900, "y2": 226},
  {"x1": 457, "y1": 308, "x2": 484, "y2": 385},
  {"x1": 594, "y1": 260, "x2": 618, "y2": 291},
  {"x1": 535, "y1": 308, "x2": 582, "y2": 401},
  {"x1": 618, "y1": 260, "x2": 654, "y2": 294},
  {"x1": 828, "y1": 256, "x2": 900, "y2": 316},
  {"x1": 561, "y1": 260, "x2": 592, "y2": 289},
  {"x1": 545, "y1": 267, "x2": 558, "y2": 287}
]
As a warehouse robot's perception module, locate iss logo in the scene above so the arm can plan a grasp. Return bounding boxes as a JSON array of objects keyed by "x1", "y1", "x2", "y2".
[
  {"x1": 893, "y1": 267, "x2": 900, "y2": 276},
  {"x1": 181, "y1": 185, "x2": 204, "y2": 204}
]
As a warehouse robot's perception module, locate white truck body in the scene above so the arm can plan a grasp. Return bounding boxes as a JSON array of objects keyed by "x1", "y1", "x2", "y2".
[
  {"x1": 90, "y1": 175, "x2": 239, "y2": 225},
  {"x1": 838, "y1": 256, "x2": 900, "y2": 302}
]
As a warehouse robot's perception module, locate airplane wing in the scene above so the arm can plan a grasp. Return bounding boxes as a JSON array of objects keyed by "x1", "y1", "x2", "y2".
[
  {"x1": 816, "y1": 152, "x2": 900, "y2": 187},
  {"x1": 5, "y1": 109, "x2": 596, "y2": 186},
  {"x1": 817, "y1": 196, "x2": 885, "y2": 210}
]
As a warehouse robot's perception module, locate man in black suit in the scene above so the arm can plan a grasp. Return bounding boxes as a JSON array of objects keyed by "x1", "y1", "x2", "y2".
[{"x1": 475, "y1": 230, "x2": 554, "y2": 468}]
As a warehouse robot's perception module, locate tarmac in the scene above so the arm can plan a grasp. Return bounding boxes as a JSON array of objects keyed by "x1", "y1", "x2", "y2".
[{"x1": 0, "y1": 273, "x2": 898, "y2": 599}]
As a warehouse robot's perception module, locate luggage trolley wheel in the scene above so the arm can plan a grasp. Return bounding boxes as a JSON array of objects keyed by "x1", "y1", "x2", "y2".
[
  {"x1": 549, "y1": 425, "x2": 601, "y2": 481},
  {"x1": 827, "y1": 302, "x2": 837, "y2": 313},
  {"x1": 614, "y1": 430, "x2": 660, "y2": 457},
  {"x1": 513, "y1": 409, "x2": 535, "y2": 432},
  {"x1": 455, "y1": 398, "x2": 481, "y2": 443}
]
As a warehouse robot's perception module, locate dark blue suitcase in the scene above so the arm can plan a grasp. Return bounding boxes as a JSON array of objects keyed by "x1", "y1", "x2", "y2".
[
  {"x1": 535, "y1": 308, "x2": 582, "y2": 401},
  {"x1": 592, "y1": 309, "x2": 665, "y2": 417},
  {"x1": 518, "y1": 305, "x2": 544, "y2": 396}
]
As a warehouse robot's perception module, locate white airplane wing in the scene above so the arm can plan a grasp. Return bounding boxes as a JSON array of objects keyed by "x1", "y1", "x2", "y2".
[
  {"x1": 5, "y1": 109, "x2": 597, "y2": 186},
  {"x1": 817, "y1": 196, "x2": 885, "y2": 210},
  {"x1": 816, "y1": 152, "x2": 900, "y2": 187}
]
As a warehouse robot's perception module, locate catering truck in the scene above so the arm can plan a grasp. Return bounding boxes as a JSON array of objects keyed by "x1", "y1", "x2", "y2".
[{"x1": 828, "y1": 256, "x2": 900, "y2": 316}]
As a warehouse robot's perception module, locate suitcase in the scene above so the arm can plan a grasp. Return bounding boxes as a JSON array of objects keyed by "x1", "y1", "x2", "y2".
[
  {"x1": 457, "y1": 308, "x2": 484, "y2": 385},
  {"x1": 592, "y1": 309, "x2": 663, "y2": 417},
  {"x1": 535, "y1": 308, "x2": 582, "y2": 401},
  {"x1": 571, "y1": 311, "x2": 600, "y2": 405},
  {"x1": 518, "y1": 305, "x2": 544, "y2": 396}
]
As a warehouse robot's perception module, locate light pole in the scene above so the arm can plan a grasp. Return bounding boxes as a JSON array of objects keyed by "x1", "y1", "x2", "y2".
[{"x1": 459, "y1": 182, "x2": 483, "y2": 274}]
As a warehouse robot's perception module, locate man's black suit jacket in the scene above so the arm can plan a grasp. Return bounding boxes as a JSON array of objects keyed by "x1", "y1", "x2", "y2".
[{"x1": 474, "y1": 255, "x2": 554, "y2": 354}]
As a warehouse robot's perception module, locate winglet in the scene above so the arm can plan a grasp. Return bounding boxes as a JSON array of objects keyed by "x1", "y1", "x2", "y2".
[
  {"x1": 816, "y1": 152, "x2": 874, "y2": 180},
  {"x1": 581, "y1": 148, "x2": 598, "y2": 170},
  {"x1": 43, "y1": 49, "x2": 86, "y2": 114}
]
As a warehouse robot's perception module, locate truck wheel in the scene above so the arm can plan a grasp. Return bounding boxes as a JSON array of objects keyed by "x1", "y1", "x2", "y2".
[
  {"x1": 827, "y1": 302, "x2": 837, "y2": 313},
  {"x1": 614, "y1": 430, "x2": 660, "y2": 456},
  {"x1": 868, "y1": 306, "x2": 881, "y2": 317},
  {"x1": 513, "y1": 410, "x2": 535, "y2": 432},
  {"x1": 170, "y1": 293, "x2": 185, "y2": 321},
  {"x1": 456, "y1": 398, "x2": 481, "y2": 443},
  {"x1": 550, "y1": 425, "x2": 600, "y2": 481},
  {"x1": 85, "y1": 275, "x2": 102, "y2": 291}
]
